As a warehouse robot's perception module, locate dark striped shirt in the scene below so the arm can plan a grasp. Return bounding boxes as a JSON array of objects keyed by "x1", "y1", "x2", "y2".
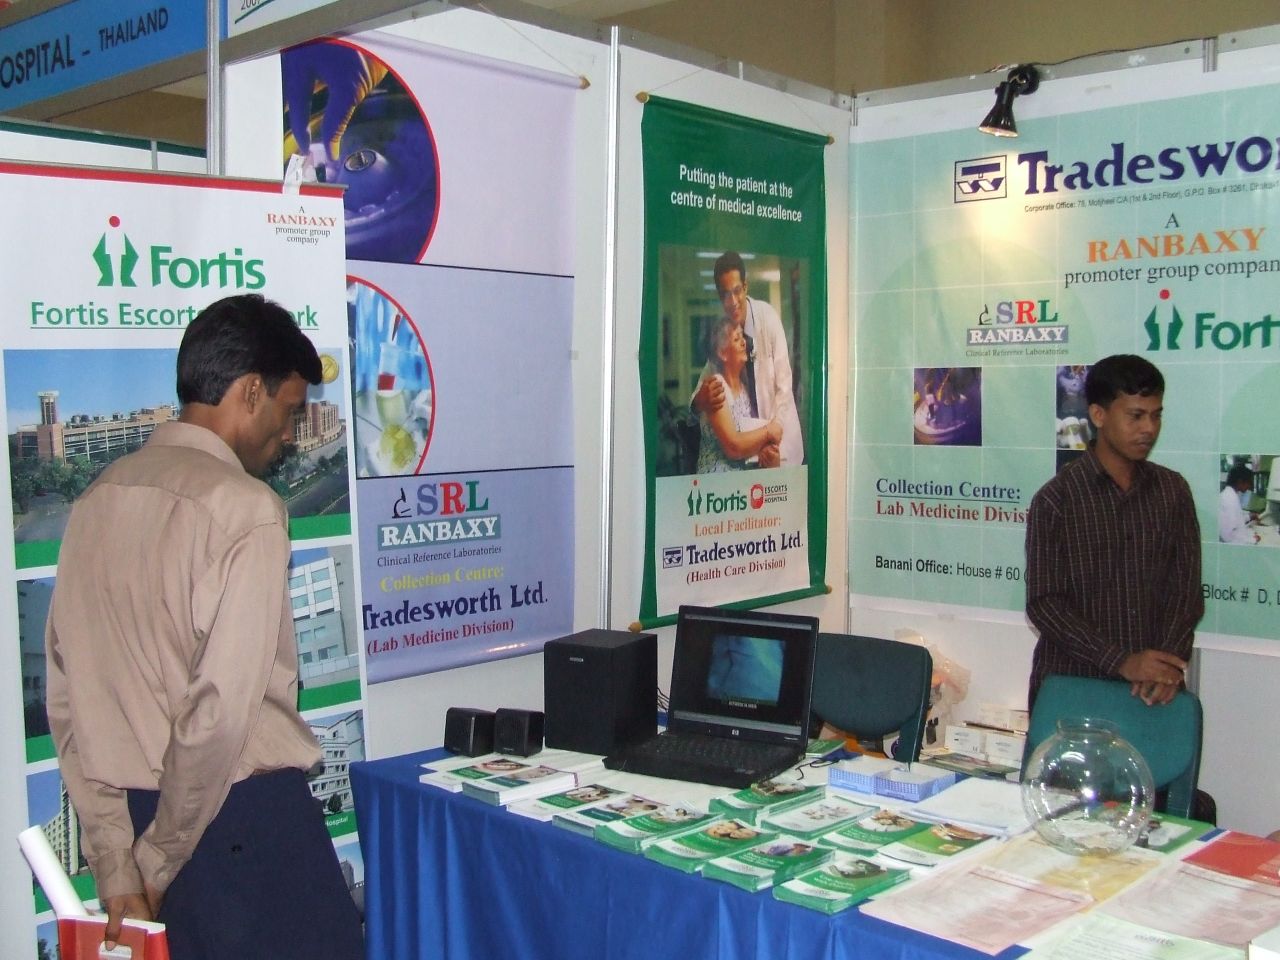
[{"x1": 1024, "y1": 447, "x2": 1203, "y2": 707}]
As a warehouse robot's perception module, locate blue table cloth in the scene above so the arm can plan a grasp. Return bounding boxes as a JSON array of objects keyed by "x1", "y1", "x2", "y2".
[{"x1": 352, "y1": 749, "x2": 1025, "y2": 960}]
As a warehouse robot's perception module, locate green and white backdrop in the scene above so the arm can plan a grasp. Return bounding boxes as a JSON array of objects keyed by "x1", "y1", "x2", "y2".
[{"x1": 851, "y1": 69, "x2": 1280, "y2": 643}]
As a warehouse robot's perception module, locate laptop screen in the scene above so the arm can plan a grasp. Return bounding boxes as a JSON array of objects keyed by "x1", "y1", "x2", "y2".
[{"x1": 668, "y1": 605, "x2": 818, "y2": 744}]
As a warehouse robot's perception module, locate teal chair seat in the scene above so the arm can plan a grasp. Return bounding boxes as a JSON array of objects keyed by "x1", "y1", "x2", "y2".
[
  {"x1": 1023, "y1": 675, "x2": 1203, "y2": 818},
  {"x1": 811, "y1": 633, "x2": 932, "y2": 762}
]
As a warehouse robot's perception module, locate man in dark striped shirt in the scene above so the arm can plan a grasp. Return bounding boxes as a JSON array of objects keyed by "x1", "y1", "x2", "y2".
[{"x1": 1025, "y1": 355, "x2": 1203, "y2": 709}]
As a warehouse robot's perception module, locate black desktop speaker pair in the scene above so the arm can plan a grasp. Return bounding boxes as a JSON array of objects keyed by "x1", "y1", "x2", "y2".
[
  {"x1": 543, "y1": 629, "x2": 657, "y2": 756},
  {"x1": 444, "y1": 707, "x2": 545, "y2": 757}
]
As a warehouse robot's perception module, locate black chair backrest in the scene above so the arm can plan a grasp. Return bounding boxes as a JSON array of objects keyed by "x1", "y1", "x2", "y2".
[
  {"x1": 1023, "y1": 675, "x2": 1203, "y2": 818},
  {"x1": 811, "y1": 633, "x2": 932, "y2": 762}
]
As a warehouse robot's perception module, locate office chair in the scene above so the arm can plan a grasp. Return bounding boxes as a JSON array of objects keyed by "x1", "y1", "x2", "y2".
[
  {"x1": 811, "y1": 633, "x2": 933, "y2": 762},
  {"x1": 1023, "y1": 675, "x2": 1204, "y2": 818}
]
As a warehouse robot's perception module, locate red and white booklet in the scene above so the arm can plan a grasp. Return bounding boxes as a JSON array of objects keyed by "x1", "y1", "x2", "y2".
[
  {"x1": 18, "y1": 825, "x2": 171, "y2": 959},
  {"x1": 57, "y1": 915, "x2": 171, "y2": 960},
  {"x1": 1185, "y1": 831, "x2": 1280, "y2": 887}
]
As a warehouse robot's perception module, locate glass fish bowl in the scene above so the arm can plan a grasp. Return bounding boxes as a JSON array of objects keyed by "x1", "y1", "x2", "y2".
[{"x1": 1021, "y1": 718, "x2": 1154, "y2": 856}]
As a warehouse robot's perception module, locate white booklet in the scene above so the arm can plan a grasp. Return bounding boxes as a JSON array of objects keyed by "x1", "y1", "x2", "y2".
[
  {"x1": 461, "y1": 765, "x2": 579, "y2": 805},
  {"x1": 1025, "y1": 912, "x2": 1242, "y2": 960},
  {"x1": 419, "y1": 750, "x2": 603, "y2": 792},
  {"x1": 861, "y1": 863, "x2": 1091, "y2": 955},
  {"x1": 420, "y1": 757, "x2": 541, "y2": 792},
  {"x1": 906, "y1": 777, "x2": 1033, "y2": 838},
  {"x1": 760, "y1": 794, "x2": 875, "y2": 840},
  {"x1": 508, "y1": 782, "x2": 630, "y2": 821},
  {"x1": 1101, "y1": 862, "x2": 1280, "y2": 948}
]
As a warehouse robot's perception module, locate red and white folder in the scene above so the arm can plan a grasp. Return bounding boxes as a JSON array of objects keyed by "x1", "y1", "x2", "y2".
[{"x1": 19, "y1": 825, "x2": 171, "y2": 960}]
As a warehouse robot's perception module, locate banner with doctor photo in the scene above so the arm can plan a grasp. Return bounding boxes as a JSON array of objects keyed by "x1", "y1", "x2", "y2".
[
  {"x1": 639, "y1": 97, "x2": 829, "y2": 624},
  {"x1": 851, "y1": 80, "x2": 1280, "y2": 642}
]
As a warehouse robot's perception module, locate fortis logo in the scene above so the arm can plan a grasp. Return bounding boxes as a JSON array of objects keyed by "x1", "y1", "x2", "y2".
[
  {"x1": 1143, "y1": 290, "x2": 1185, "y2": 350},
  {"x1": 93, "y1": 216, "x2": 139, "y2": 287},
  {"x1": 1145, "y1": 288, "x2": 1280, "y2": 352},
  {"x1": 686, "y1": 480, "x2": 747, "y2": 517},
  {"x1": 92, "y1": 215, "x2": 266, "y2": 290}
]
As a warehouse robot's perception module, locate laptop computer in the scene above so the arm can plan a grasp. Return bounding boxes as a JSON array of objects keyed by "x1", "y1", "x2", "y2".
[{"x1": 603, "y1": 605, "x2": 818, "y2": 789}]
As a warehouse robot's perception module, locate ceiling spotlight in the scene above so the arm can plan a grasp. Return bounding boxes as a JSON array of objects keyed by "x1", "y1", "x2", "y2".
[{"x1": 979, "y1": 64, "x2": 1040, "y2": 137}]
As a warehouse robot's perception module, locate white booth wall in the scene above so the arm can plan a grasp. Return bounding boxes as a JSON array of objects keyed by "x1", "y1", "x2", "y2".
[
  {"x1": 223, "y1": 6, "x2": 852, "y2": 761},
  {"x1": 222, "y1": 9, "x2": 1280, "y2": 837},
  {"x1": 5, "y1": 5, "x2": 1277, "y2": 946},
  {"x1": 850, "y1": 30, "x2": 1280, "y2": 837}
]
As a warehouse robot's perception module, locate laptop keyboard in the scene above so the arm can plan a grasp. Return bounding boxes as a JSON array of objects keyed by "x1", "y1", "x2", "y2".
[{"x1": 604, "y1": 732, "x2": 801, "y2": 789}]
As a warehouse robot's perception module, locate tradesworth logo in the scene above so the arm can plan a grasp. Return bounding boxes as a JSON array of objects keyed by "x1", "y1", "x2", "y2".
[
  {"x1": 90, "y1": 215, "x2": 266, "y2": 290},
  {"x1": 954, "y1": 156, "x2": 1007, "y2": 203},
  {"x1": 952, "y1": 130, "x2": 1280, "y2": 205},
  {"x1": 1144, "y1": 288, "x2": 1280, "y2": 352}
]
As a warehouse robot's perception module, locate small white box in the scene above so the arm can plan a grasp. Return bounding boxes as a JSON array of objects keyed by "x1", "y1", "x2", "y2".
[
  {"x1": 984, "y1": 730, "x2": 1027, "y2": 766},
  {"x1": 944, "y1": 724, "x2": 986, "y2": 758},
  {"x1": 1250, "y1": 922, "x2": 1280, "y2": 960},
  {"x1": 874, "y1": 763, "x2": 957, "y2": 802},
  {"x1": 827, "y1": 754, "x2": 899, "y2": 794},
  {"x1": 975, "y1": 703, "x2": 1011, "y2": 729},
  {"x1": 975, "y1": 703, "x2": 1031, "y2": 734}
]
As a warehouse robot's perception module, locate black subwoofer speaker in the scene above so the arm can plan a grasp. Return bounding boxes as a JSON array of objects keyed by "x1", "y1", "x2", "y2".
[{"x1": 543, "y1": 629, "x2": 657, "y2": 756}]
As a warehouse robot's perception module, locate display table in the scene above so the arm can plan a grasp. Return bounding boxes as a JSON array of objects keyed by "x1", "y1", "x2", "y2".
[{"x1": 352, "y1": 749, "x2": 1021, "y2": 960}]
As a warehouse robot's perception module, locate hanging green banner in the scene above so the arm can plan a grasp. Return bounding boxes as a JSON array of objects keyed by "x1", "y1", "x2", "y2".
[{"x1": 638, "y1": 96, "x2": 828, "y2": 625}]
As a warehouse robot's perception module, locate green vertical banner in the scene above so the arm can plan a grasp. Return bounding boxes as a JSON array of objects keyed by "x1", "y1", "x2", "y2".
[{"x1": 639, "y1": 96, "x2": 828, "y2": 625}]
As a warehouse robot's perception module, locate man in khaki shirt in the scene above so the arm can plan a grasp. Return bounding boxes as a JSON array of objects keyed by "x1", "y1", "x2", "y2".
[{"x1": 46, "y1": 295, "x2": 363, "y2": 959}]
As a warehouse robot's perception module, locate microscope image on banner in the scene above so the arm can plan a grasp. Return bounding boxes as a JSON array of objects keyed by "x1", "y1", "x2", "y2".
[
  {"x1": 1055, "y1": 363, "x2": 1092, "y2": 471},
  {"x1": 348, "y1": 277, "x2": 436, "y2": 477},
  {"x1": 282, "y1": 38, "x2": 440, "y2": 263},
  {"x1": 913, "y1": 367, "x2": 982, "y2": 446}
]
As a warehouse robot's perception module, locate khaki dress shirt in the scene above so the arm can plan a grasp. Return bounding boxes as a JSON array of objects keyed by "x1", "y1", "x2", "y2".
[{"x1": 46, "y1": 421, "x2": 322, "y2": 900}]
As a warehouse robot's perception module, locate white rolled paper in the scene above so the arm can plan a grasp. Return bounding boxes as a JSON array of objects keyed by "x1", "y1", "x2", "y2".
[{"x1": 18, "y1": 825, "x2": 90, "y2": 918}]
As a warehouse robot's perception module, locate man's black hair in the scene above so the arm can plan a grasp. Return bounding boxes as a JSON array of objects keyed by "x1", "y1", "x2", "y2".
[
  {"x1": 1084, "y1": 354, "x2": 1164, "y2": 408},
  {"x1": 177, "y1": 294, "x2": 322, "y2": 406},
  {"x1": 1227, "y1": 464, "x2": 1254, "y2": 490},
  {"x1": 712, "y1": 251, "x2": 747, "y2": 291}
]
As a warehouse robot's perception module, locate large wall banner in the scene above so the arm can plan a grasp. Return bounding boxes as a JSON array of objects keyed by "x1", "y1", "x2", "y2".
[
  {"x1": 639, "y1": 96, "x2": 829, "y2": 624},
  {"x1": 279, "y1": 33, "x2": 578, "y2": 680},
  {"x1": 851, "y1": 80, "x2": 1280, "y2": 642},
  {"x1": 0, "y1": 163, "x2": 362, "y2": 956}
]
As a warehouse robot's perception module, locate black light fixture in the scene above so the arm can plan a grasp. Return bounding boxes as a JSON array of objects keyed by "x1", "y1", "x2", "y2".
[{"x1": 979, "y1": 64, "x2": 1040, "y2": 137}]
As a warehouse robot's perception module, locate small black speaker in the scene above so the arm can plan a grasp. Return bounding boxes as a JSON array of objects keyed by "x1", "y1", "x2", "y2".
[
  {"x1": 543, "y1": 629, "x2": 657, "y2": 756},
  {"x1": 494, "y1": 708, "x2": 544, "y2": 757},
  {"x1": 443, "y1": 707, "x2": 495, "y2": 756}
]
